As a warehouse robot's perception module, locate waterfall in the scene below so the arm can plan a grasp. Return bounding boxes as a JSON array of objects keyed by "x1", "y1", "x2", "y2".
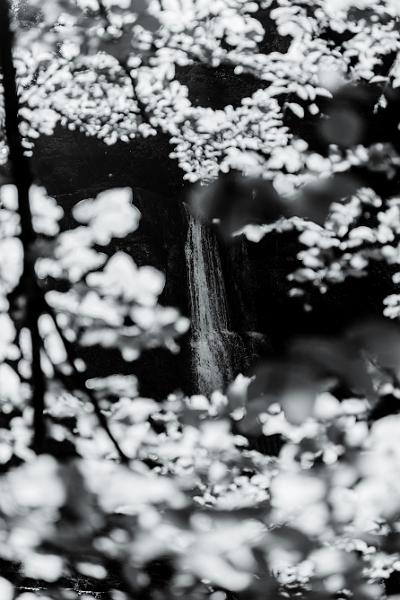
[{"x1": 185, "y1": 210, "x2": 233, "y2": 394}]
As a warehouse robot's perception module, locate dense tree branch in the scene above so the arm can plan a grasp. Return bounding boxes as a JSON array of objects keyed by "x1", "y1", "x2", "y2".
[
  {"x1": 0, "y1": 0, "x2": 46, "y2": 452},
  {"x1": 0, "y1": 0, "x2": 129, "y2": 461}
]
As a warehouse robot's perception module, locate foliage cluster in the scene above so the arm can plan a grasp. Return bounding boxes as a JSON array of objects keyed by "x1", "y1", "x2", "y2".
[{"x1": 1, "y1": 1, "x2": 400, "y2": 599}]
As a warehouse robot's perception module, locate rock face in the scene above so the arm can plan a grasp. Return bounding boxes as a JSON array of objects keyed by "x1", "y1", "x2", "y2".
[
  {"x1": 24, "y1": 12, "x2": 295, "y2": 399},
  {"x1": 30, "y1": 122, "x2": 273, "y2": 397},
  {"x1": 22, "y1": 14, "x2": 291, "y2": 397},
  {"x1": 31, "y1": 127, "x2": 190, "y2": 398}
]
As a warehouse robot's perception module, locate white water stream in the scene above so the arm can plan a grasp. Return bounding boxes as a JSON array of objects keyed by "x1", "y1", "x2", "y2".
[{"x1": 185, "y1": 211, "x2": 233, "y2": 394}]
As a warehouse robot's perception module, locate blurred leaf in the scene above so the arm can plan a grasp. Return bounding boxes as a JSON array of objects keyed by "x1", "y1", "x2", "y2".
[
  {"x1": 239, "y1": 327, "x2": 381, "y2": 433},
  {"x1": 98, "y1": 29, "x2": 138, "y2": 61},
  {"x1": 320, "y1": 106, "x2": 364, "y2": 148},
  {"x1": 51, "y1": 461, "x2": 103, "y2": 553},
  {"x1": 227, "y1": 374, "x2": 252, "y2": 413},
  {"x1": 347, "y1": 319, "x2": 400, "y2": 374},
  {"x1": 188, "y1": 172, "x2": 286, "y2": 239},
  {"x1": 189, "y1": 169, "x2": 364, "y2": 237},
  {"x1": 267, "y1": 526, "x2": 315, "y2": 559},
  {"x1": 319, "y1": 84, "x2": 377, "y2": 148},
  {"x1": 133, "y1": 0, "x2": 161, "y2": 32},
  {"x1": 240, "y1": 359, "x2": 324, "y2": 429},
  {"x1": 0, "y1": 578, "x2": 13, "y2": 600},
  {"x1": 289, "y1": 336, "x2": 376, "y2": 401},
  {"x1": 291, "y1": 173, "x2": 362, "y2": 225}
]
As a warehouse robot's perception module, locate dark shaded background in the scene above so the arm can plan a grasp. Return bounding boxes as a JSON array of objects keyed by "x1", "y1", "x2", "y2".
[{"x1": 21, "y1": 16, "x2": 394, "y2": 397}]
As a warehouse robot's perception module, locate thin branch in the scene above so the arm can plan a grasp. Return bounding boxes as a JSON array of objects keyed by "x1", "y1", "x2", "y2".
[
  {"x1": 374, "y1": 49, "x2": 400, "y2": 113},
  {"x1": 41, "y1": 295, "x2": 129, "y2": 464},
  {"x1": 0, "y1": 0, "x2": 47, "y2": 452},
  {"x1": 96, "y1": 0, "x2": 155, "y2": 128},
  {"x1": 120, "y1": 59, "x2": 154, "y2": 127}
]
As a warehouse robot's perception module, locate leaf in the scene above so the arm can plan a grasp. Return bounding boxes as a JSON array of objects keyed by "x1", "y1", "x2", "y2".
[
  {"x1": 286, "y1": 102, "x2": 305, "y2": 119},
  {"x1": 0, "y1": 363, "x2": 22, "y2": 406},
  {"x1": 290, "y1": 172, "x2": 362, "y2": 225},
  {"x1": 72, "y1": 188, "x2": 140, "y2": 245},
  {"x1": 317, "y1": 82, "x2": 377, "y2": 151},
  {"x1": 289, "y1": 336, "x2": 376, "y2": 401},
  {"x1": 240, "y1": 359, "x2": 324, "y2": 430},
  {"x1": 227, "y1": 374, "x2": 252, "y2": 413},
  {"x1": 0, "y1": 578, "x2": 13, "y2": 600},
  {"x1": 133, "y1": 0, "x2": 161, "y2": 32},
  {"x1": 50, "y1": 461, "x2": 103, "y2": 553},
  {"x1": 346, "y1": 319, "x2": 400, "y2": 374},
  {"x1": 267, "y1": 526, "x2": 315, "y2": 559},
  {"x1": 320, "y1": 106, "x2": 364, "y2": 147},
  {"x1": 188, "y1": 172, "x2": 286, "y2": 239}
]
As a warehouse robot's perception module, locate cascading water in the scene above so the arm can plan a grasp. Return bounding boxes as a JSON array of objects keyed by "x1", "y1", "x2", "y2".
[{"x1": 185, "y1": 210, "x2": 233, "y2": 394}]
